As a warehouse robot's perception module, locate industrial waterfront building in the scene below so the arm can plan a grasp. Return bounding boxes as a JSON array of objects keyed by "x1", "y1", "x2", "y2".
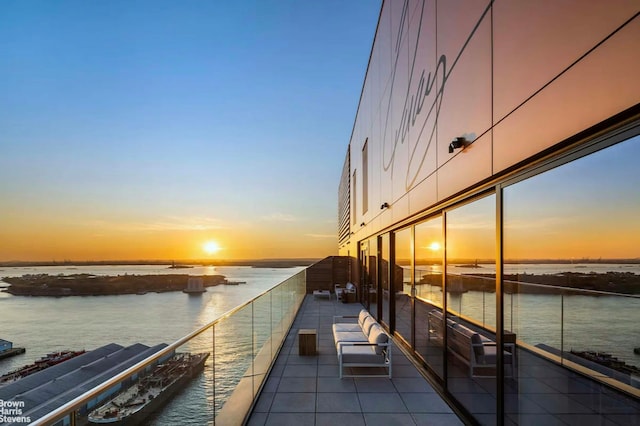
[{"x1": 337, "y1": 0, "x2": 640, "y2": 424}]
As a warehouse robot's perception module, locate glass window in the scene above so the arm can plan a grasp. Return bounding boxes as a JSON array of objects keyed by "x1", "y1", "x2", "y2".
[
  {"x1": 362, "y1": 141, "x2": 368, "y2": 215},
  {"x1": 503, "y1": 135, "x2": 640, "y2": 424},
  {"x1": 394, "y1": 227, "x2": 412, "y2": 344},
  {"x1": 414, "y1": 216, "x2": 444, "y2": 379},
  {"x1": 352, "y1": 171, "x2": 357, "y2": 225},
  {"x1": 380, "y1": 233, "x2": 390, "y2": 327},
  {"x1": 415, "y1": 217, "x2": 443, "y2": 304},
  {"x1": 445, "y1": 194, "x2": 496, "y2": 421},
  {"x1": 362, "y1": 237, "x2": 378, "y2": 319}
]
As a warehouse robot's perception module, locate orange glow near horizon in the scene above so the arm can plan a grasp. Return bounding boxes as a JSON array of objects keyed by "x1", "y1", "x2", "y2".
[
  {"x1": 202, "y1": 240, "x2": 221, "y2": 256},
  {"x1": 0, "y1": 219, "x2": 338, "y2": 262}
]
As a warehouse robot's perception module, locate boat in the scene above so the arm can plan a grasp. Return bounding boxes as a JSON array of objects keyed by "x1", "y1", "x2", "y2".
[
  {"x1": 570, "y1": 350, "x2": 640, "y2": 376},
  {"x1": 88, "y1": 352, "x2": 209, "y2": 425},
  {"x1": 223, "y1": 280, "x2": 247, "y2": 285},
  {"x1": 0, "y1": 350, "x2": 85, "y2": 384}
]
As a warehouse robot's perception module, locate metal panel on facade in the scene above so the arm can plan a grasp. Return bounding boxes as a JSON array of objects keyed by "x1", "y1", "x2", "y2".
[
  {"x1": 340, "y1": 1, "x2": 640, "y2": 255},
  {"x1": 406, "y1": 0, "x2": 438, "y2": 194},
  {"x1": 493, "y1": 16, "x2": 640, "y2": 173},
  {"x1": 492, "y1": 0, "x2": 639, "y2": 122}
]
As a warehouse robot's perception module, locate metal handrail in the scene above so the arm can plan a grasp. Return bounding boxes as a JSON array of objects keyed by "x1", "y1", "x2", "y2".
[{"x1": 30, "y1": 270, "x2": 305, "y2": 426}]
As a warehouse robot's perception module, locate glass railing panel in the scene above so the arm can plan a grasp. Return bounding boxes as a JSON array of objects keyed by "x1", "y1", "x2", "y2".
[
  {"x1": 27, "y1": 269, "x2": 306, "y2": 426},
  {"x1": 415, "y1": 268, "x2": 443, "y2": 306},
  {"x1": 560, "y1": 289, "x2": 640, "y2": 390},
  {"x1": 212, "y1": 303, "x2": 253, "y2": 415},
  {"x1": 214, "y1": 269, "x2": 306, "y2": 424},
  {"x1": 251, "y1": 292, "x2": 273, "y2": 397},
  {"x1": 270, "y1": 285, "x2": 285, "y2": 360}
]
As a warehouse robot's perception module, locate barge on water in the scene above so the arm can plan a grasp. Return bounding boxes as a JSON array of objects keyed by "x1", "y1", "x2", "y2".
[
  {"x1": 87, "y1": 352, "x2": 209, "y2": 425},
  {"x1": 0, "y1": 349, "x2": 85, "y2": 385}
]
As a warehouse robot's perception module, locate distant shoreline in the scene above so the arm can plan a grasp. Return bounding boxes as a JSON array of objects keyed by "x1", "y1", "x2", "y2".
[{"x1": 0, "y1": 259, "x2": 319, "y2": 268}]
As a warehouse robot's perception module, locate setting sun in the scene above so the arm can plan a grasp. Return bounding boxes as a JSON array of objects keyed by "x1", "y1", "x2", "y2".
[
  {"x1": 203, "y1": 241, "x2": 221, "y2": 255},
  {"x1": 428, "y1": 242, "x2": 441, "y2": 251}
]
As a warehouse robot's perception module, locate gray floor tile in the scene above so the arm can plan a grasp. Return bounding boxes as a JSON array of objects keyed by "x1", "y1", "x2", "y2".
[
  {"x1": 505, "y1": 413, "x2": 567, "y2": 426},
  {"x1": 363, "y1": 412, "x2": 416, "y2": 425},
  {"x1": 359, "y1": 392, "x2": 408, "y2": 413},
  {"x1": 318, "y1": 363, "x2": 340, "y2": 377},
  {"x1": 280, "y1": 363, "x2": 318, "y2": 377},
  {"x1": 253, "y1": 392, "x2": 275, "y2": 412},
  {"x1": 246, "y1": 412, "x2": 267, "y2": 426},
  {"x1": 317, "y1": 377, "x2": 357, "y2": 392},
  {"x1": 318, "y1": 354, "x2": 338, "y2": 365},
  {"x1": 392, "y1": 364, "x2": 423, "y2": 378},
  {"x1": 262, "y1": 377, "x2": 280, "y2": 392},
  {"x1": 400, "y1": 392, "x2": 454, "y2": 413},
  {"x1": 270, "y1": 392, "x2": 316, "y2": 412},
  {"x1": 412, "y1": 413, "x2": 466, "y2": 426},
  {"x1": 264, "y1": 412, "x2": 315, "y2": 426},
  {"x1": 527, "y1": 393, "x2": 594, "y2": 414},
  {"x1": 354, "y1": 377, "x2": 397, "y2": 393},
  {"x1": 503, "y1": 393, "x2": 546, "y2": 414},
  {"x1": 277, "y1": 377, "x2": 317, "y2": 392},
  {"x1": 605, "y1": 414, "x2": 640, "y2": 425},
  {"x1": 316, "y1": 392, "x2": 361, "y2": 413},
  {"x1": 557, "y1": 414, "x2": 624, "y2": 426},
  {"x1": 454, "y1": 393, "x2": 496, "y2": 414},
  {"x1": 392, "y1": 377, "x2": 436, "y2": 393},
  {"x1": 316, "y1": 412, "x2": 366, "y2": 426}
]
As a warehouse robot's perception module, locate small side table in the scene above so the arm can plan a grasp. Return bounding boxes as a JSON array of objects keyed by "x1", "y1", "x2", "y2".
[{"x1": 298, "y1": 329, "x2": 317, "y2": 356}]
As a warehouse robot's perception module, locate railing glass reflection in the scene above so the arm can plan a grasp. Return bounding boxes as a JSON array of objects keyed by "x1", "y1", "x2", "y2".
[{"x1": 30, "y1": 270, "x2": 306, "y2": 426}]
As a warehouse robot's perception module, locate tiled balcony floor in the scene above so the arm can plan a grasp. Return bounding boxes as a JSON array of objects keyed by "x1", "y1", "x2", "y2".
[{"x1": 246, "y1": 295, "x2": 464, "y2": 426}]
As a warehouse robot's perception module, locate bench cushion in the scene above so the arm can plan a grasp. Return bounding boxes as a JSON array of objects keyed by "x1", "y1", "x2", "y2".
[
  {"x1": 340, "y1": 344, "x2": 380, "y2": 363},
  {"x1": 361, "y1": 316, "x2": 376, "y2": 337},
  {"x1": 357, "y1": 309, "x2": 369, "y2": 327},
  {"x1": 368, "y1": 324, "x2": 388, "y2": 355},
  {"x1": 483, "y1": 345, "x2": 513, "y2": 364},
  {"x1": 333, "y1": 330, "x2": 368, "y2": 346},
  {"x1": 333, "y1": 323, "x2": 362, "y2": 333}
]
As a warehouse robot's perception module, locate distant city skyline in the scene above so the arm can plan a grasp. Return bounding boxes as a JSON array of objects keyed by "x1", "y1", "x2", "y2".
[{"x1": 0, "y1": 1, "x2": 382, "y2": 261}]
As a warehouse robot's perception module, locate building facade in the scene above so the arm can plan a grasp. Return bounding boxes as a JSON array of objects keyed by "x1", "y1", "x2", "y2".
[{"x1": 338, "y1": 1, "x2": 640, "y2": 424}]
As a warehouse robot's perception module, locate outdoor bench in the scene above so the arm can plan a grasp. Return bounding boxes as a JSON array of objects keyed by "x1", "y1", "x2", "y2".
[
  {"x1": 428, "y1": 309, "x2": 514, "y2": 377},
  {"x1": 332, "y1": 309, "x2": 392, "y2": 378}
]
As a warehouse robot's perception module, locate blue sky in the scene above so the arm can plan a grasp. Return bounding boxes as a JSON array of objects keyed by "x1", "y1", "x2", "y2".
[{"x1": 0, "y1": 1, "x2": 381, "y2": 261}]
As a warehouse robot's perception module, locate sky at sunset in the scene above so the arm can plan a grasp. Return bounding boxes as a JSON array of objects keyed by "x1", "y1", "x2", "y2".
[{"x1": 0, "y1": 1, "x2": 381, "y2": 261}]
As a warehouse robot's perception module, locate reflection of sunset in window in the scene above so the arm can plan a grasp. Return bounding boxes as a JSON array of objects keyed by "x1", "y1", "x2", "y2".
[{"x1": 504, "y1": 136, "x2": 640, "y2": 261}]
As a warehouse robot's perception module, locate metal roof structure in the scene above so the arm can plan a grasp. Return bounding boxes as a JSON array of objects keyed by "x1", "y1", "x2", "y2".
[{"x1": 0, "y1": 342, "x2": 167, "y2": 424}]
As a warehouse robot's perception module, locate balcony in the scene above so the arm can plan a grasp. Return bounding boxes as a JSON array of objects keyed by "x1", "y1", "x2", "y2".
[{"x1": 7, "y1": 258, "x2": 640, "y2": 425}]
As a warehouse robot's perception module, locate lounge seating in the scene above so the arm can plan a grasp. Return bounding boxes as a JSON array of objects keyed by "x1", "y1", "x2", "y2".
[
  {"x1": 334, "y1": 282, "x2": 356, "y2": 302},
  {"x1": 427, "y1": 310, "x2": 514, "y2": 377},
  {"x1": 332, "y1": 309, "x2": 392, "y2": 378}
]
